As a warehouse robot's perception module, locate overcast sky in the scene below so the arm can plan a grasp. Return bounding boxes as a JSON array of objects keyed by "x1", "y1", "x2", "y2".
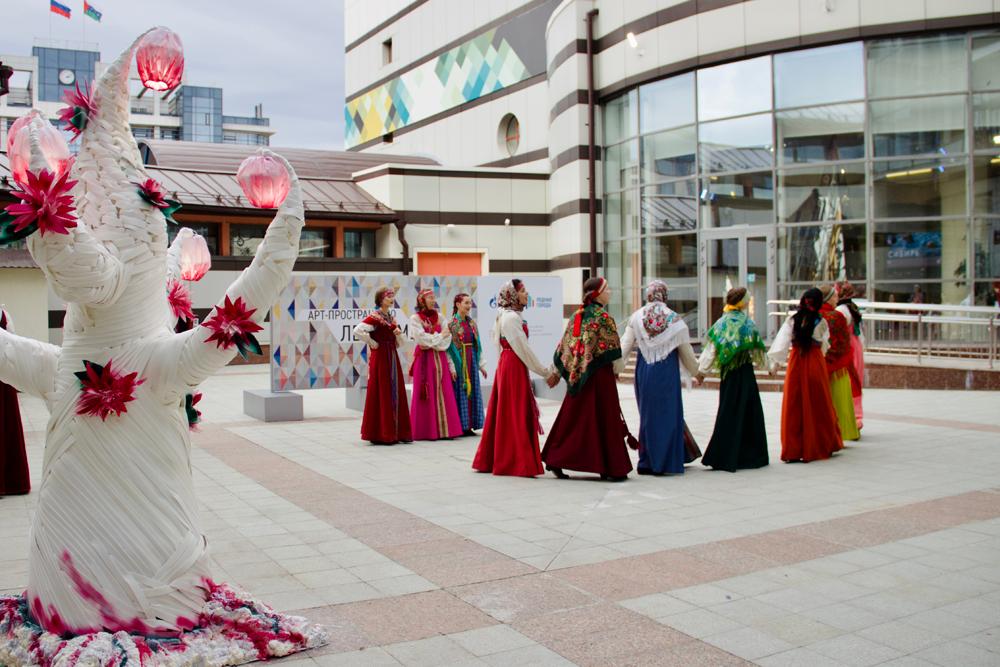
[{"x1": 4, "y1": 0, "x2": 345, "y2": 149}]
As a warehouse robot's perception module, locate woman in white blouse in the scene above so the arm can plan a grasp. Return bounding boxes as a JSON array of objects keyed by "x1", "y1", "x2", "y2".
[
  {"x1": 408, "y1": 289, "x2": 463, "y2": 440},
  {"x1": 473, "y1": 280, "x2": 557, "y2": 477}
]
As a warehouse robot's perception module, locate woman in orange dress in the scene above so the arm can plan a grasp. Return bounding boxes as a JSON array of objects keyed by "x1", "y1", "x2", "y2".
[{"x1": 768, "y1": 288, "x2": 843, "y2": 463}]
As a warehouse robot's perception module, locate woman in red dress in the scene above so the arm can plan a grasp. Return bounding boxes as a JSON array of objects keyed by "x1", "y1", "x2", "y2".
[
  {"x1": 0, "y1": 309, "x2": 30, "y2": 496},
  {"x1": 542, "y1": 277, "x2": 633, "y2": 481},
  {"x1": 473, "y1": 280, "x2": 557, "y2": 477},
  {"x1": 768, "y1": 287, "x2": 843, "y2": 462},
  {"x1": 353, "y1": 286, "x2": 412, "y2": 444}
]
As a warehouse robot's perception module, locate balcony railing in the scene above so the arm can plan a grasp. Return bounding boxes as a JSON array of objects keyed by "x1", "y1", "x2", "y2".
[{"x1": 769, "y1": 300, "x2": 1000, "y2": 369}]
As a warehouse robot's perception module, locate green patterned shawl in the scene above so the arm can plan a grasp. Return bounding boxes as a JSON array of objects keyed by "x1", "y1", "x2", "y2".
[{"x1": 705, "y1": 310, "x2": 766, "y2": 379}]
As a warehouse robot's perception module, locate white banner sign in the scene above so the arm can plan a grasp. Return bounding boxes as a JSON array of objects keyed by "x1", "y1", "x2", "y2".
[{"x1": 476, "y1": 276, "x2": 564, "y2": 386}]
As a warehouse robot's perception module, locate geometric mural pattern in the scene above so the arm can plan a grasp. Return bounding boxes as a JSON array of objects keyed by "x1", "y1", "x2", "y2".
[
  {"x1": 345, "y1": 28, "x2": 529, "y2": 147},
  {"x1": 271, "y1": 275, "x2": 479, "y2": 391}
]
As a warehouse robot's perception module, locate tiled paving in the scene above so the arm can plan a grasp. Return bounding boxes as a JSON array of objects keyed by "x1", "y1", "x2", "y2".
[{"x1": 1, "y1": 364, "x2": 998, "y2": 666}]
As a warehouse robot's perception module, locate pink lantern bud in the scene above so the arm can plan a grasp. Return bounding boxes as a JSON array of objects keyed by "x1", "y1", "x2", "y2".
[
  {"x1": 237, "y1": 152, "x2": 290, "y2": 209},
  {"x1": 8, "y1": 112, "x2": 73, "y2": 186},
  {"x1": 136, "y1": 28, "x2": 184, "y2": 92},
  {"x1": 179, "y1": 233, "x2": 211, "y2": 282}
]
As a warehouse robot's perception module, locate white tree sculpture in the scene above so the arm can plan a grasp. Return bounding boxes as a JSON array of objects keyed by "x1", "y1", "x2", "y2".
[{"x1": 0, "y1": 30, "x2": 326, "y2": 666}]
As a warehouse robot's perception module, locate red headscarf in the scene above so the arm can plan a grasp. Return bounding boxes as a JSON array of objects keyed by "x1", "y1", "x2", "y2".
[
  {"x1": 574, "y1": 278, "x2": 607, "y2": 337},
  {"x1": 416, "y1": 289, "x2": 438, "y2": 326}
]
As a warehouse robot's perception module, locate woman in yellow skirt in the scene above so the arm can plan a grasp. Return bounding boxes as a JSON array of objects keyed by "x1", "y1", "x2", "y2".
[{"x1": 819, "y1": 284, "x2": 860, "y2": 441}]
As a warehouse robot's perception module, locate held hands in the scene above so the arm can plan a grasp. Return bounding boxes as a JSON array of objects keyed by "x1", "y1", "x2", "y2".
[
  {"x1": 545, "y1": 371, "x2": 560, "y2": 388},
  {"x1": 370, "y1": 341, "x2": 379, "y2": 349},
  {"x1": 693, "y1": 372, "x2": 705, "y2": 387}
]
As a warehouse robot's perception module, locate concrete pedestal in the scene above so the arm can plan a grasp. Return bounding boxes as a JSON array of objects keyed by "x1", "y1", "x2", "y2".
[{"x1": 243, "y1": 389, "x2": 303, "y2": 422}]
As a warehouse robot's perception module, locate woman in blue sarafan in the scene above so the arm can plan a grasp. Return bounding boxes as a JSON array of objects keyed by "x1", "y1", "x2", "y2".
[
  {"x1": 619, "y1": 280, "x2": 701, "y2": 475},
  {"x1": 447, "y1": 292, "x2": 487, "y2": 435}
]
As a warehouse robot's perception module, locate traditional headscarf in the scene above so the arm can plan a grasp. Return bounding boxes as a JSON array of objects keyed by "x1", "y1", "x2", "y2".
[
  {"x1": 642, "y1": 301, "x2": 670, "y2": 336},
  {"x1": 645, "y1": 280, "x2": 668, "y2": 304},
  {"x1": 496, "y1": 280, "x2": 523, "y2": 311},
  {"x1": 836, "y1": 280, "x2": 862, "y2": 335},
  {"x1": 574, "y1": 277, "x2": 608, "y2": 337},
  {"x1": 374, "y1": 286, "x2": 395, "y2": 308},
  {"x1": 415, "y1": 289, "x2": 438, "y2": 325},
  {"x1": 706, "y1": 287, "x2": 765, "y2": 378},
  {"x1": 584, "y1": 277, "x2": 607, "y2": 306},
  {"x1": 819, "y1": 284, "x2": 837, "y2": 304}
]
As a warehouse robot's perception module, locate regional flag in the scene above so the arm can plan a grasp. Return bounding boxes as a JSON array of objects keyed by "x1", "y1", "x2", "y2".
[
  {"x1": 84, "y1": 1, "x2": 102, "y2": 21},
  {"x1": 49, "y1": 0, "x2": 71, "y2": 18}
]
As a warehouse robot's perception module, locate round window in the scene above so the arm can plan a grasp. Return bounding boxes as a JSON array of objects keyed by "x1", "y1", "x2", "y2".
[{"x1": 498, "y1": 114, "x2": 520, "y2": 157}]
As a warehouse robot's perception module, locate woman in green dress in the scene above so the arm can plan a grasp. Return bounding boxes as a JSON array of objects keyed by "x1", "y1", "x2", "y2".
[{"x1": 696, "y1": 287, "x2": 770, "y2": 472}]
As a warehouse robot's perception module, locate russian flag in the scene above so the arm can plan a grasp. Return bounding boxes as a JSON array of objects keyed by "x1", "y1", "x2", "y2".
[{"x1": 50, "y1": 0, "x2": 71, "y2": 18}]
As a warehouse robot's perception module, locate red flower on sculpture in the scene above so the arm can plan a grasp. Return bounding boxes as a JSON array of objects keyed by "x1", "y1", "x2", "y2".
[
  {"x1": 135, "y1": 178, "x2": 182, "y2": 224},
  {"x1": 75, "y1": 359, "x2": 145, "y2": 420},
  {"x1": 168, "y1": 279, "x2": 194, "y2": 324},
  {"x1": 203, "y1": 295, "x2": 263, "y2": 360},
  {"x1": 4, "y1": 166, "x2": 78, "y2": 237},
  {"x1": 57, "y1": 80, "x2": 96, "y2": 141}
]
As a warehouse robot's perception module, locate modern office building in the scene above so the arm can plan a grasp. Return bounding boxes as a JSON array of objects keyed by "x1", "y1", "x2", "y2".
[
  {"x1": 0, "y1": 41, "x2": 273, "y2": 149},
  {"x1": 344, "y1": 0, "x2": 1000, "y2": 337}
]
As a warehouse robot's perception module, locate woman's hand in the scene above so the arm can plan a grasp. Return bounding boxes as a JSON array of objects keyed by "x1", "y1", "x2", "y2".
[
  {"x1": 480, "y1": 367, "x2": 488, "y2": 379},
  {"x1": 370, "y1": 341, "x2": 379, "y2": 349},
  {"x1": 451, "y1": 369, "x2": 457, "y2": 380},
  {"x1": 546, "y1": 372, "x2": 560, "y2": 388}
]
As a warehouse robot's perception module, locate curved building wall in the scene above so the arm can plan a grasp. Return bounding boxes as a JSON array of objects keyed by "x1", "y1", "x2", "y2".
[{"x1": 543, "y1": 0, "x2": 1000, "y2": 329}]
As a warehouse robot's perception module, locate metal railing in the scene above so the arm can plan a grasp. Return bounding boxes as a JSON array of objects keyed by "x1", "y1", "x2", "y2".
[{"x1": 768, "y1": 299, "x2": 1000, "y2": 369}]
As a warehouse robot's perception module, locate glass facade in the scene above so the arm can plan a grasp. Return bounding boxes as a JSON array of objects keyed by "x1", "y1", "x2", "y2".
[
  {"x1": 604, "y1": 31, "x2": 1000, "y2": 333},
  {"x1": 179, "y1": 85, "x2": 223, "y2": 143},
  {"x1": 31, "y1": 46, "x2": 98, "y2": 103}
]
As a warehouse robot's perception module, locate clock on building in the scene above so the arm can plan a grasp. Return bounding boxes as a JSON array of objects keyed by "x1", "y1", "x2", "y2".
[{"x1": 58, "y1": 68, "x2": 75, "y2": 85}]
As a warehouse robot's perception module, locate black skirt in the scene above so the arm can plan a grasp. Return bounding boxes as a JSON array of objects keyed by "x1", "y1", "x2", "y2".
[{"x1": 702, "y1": 362, "x2": 769, "y2": 472}]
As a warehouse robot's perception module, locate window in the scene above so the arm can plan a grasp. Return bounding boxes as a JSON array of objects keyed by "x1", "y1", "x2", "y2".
[
  {"x1": 778, "y1": 164, "x2": 865, "y2": 222},
  {"x1": 603, "y1": 139, "x2": 639, "y2": 192},
  {"x1": 699, "y1": 171, "x2": 774, "y2": 227},
  {"x1": 639, "y1": 73, "x2": 694, "y2": 133},
  {"x1": 382, "y1": 38, "x2": 393, "y2": 66},
  {"x1": 699, "y1": 113, "x2": 773, "y2": 173},
  {"x1": 230, "y1": 225, "x2": 267, "y2": 257},
  {"x1": 774, "y1": 42, "x2": 864, "y2": 109},
  {"x1": 867, "y1": 34, "x2": 967, "y2": 98},
  {"x1": 641, "y1": 126, "x2": 696, "y2": 183},
  {"x1": 604, "y1": 89, "x2": 637, "y2": 145},
  {"x1": 498, "y1": 114, "x2": 520, "y2": 156},
  {"x1": 776, "y1": 103, "x2": 864, "y2": 164},
  {"x1": 870, "y1": 95, "x2": 966, "y2": 157},
  {"x1": 344, "y1": 230, "x2": 376, "y2": 258},
  {"x1": 299, "y1": 229, "x2": 330, "y2": 257},
  {"x1": 641, "y1": 181, "x2": 697, "y2": 232},
  {"x1": 872, "y1": 158, "x2": 966, "y2": 218},
  {"x1": 697, "y1": 56, "x2": 771, "y2": 122},
  {"x1": 779, "y1": 224, "x2": 867, "y2": 283}
]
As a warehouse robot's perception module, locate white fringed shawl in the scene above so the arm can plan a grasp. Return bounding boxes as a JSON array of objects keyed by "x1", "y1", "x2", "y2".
[{"x1": 626, "y1": 306, "x2": 690, "y2": 365}]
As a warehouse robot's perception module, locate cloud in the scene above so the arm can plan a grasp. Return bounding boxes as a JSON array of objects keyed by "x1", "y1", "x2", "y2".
[{"x1": 3, "y1": 0, "x2": 345, "y2": 149}]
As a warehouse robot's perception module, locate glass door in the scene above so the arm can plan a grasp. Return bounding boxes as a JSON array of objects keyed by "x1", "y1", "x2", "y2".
[{"x1": 701, "y1": 229, "x2": 776, "y2": 338}]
